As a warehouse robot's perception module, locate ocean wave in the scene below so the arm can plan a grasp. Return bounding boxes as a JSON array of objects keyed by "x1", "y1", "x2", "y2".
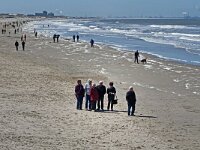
[
  {"x1": 24, "y1": 19, "x2": 200, "y2": 66},
  {"x1": 150, "y1": 25, "x2": 198, "y2": 30}
]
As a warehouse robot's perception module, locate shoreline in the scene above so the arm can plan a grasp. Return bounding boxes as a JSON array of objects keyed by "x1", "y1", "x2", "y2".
[
  {"x1": 1, "y1": 18, "x2": 200, "y2": 149},
  {"x1": 24, "y1": 18, "x2": 200, "y2": 67}
]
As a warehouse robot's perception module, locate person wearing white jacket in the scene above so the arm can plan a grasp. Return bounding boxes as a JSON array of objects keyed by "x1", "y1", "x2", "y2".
[{"x1": 85, "y1": 79, "x2": 92, "y2": 110}]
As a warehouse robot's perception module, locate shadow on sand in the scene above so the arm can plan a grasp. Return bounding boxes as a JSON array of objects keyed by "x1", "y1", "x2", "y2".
[
  {"x1": 94, "y1": 109, "x2": 127, "y2": 113},
  {"x1": 94, "y1": 110, "x2": 157, "y2": 118},
  {"x1": 135, "y1": 115, "x2": 157, "y2": 119}
]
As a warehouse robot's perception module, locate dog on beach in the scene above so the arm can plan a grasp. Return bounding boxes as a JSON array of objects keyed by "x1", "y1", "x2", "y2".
[{"x1": 141, "y1": 58, "x2": 147, "y2": 64}]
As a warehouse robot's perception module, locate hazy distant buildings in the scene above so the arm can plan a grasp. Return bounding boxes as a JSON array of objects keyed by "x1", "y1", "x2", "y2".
[{"x1": 35, "y1": 11, "x2": 54, "y2": 17}]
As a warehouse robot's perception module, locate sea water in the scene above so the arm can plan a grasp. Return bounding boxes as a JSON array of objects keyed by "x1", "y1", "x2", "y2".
[{"x1": 24, "y1": 18, "x2": 200, "y2": 66}]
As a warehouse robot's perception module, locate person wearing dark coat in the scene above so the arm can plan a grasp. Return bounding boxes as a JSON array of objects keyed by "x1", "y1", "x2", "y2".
[
  {"x1": 90, "y1": 39, "x2": 94, "y2": 47},
  {"x1": 76, "y1": 35, "x2": 79, "y2": 42},
  {"x1": 96, "y1": 81, "x2": 106, "y2": 110},
  {"x1": 107, "y1": 82, "x2": 116, "y2": 111},
  {"x1": 75, "y1": 80, "x2": 85, "y2": 110},
  {"x1": 15, "y1": 41, "x2": 19, "y2": 51},
  {"x1": 22, "y1": 41, "x2": 25, "y2": 51},
  {"x1": 56, "y1": 35, "x2": 60, "y2": 42},
  {"x1": 73, "y1": 35, "x2": 76, "y2": 42},
  {"x1": 53, "y1": 34, "x2": 56, "y2": 43},
  {"x1": 126, "y1": 86, "x2": 137, "y2": 116},
  {"x1": 134, "y1": 50, "x2": 139, "y2": 64}
]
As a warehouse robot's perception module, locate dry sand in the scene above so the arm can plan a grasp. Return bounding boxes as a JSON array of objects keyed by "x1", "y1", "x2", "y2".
[{"x1": 0, "y1": 18, "x2": 200, "y2": 150}]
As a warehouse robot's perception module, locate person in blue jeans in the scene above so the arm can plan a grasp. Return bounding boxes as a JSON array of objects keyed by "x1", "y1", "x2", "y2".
[
  {"x1": 85, "y1": 79, "x2": 92, "y2": 110},
  {"x1": 75, "y1": 80, "x2": 85, "y2": 110},
  {"x1": 126, "y1": 86, "x2": 137, "y2": 116}
]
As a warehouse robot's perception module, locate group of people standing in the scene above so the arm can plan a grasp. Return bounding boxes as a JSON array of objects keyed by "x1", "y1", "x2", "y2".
[
  {"x1": 75, "y1": 79, "x2": 116, "y2": 111},
  {"x1": 75, "y1": 79, "x2": 137, "y2": 116}
]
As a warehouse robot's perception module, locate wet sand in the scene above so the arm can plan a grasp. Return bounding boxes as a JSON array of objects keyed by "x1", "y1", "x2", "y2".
[{"x1": 0, "y1": 18, "x2": 200, "y2": 150}]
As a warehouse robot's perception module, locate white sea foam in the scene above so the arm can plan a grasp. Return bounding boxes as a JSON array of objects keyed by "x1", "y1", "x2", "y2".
[
  {"x1": 150, "y1": 25, "x2": 198, "y2": 30},
  {"x1": 144, "y1": 65, "x2": 153, "y2": 69},
  {"x1": 133, "y1": 82, "x2": 168, "y2": 93},
  {"x1": 193, "y1": 91, "x2": 200, "y2": 95},
  {"x1": 99, "y1": 68, "x2": 108, "y2": 74},
  {"x1": 185, "y1": 83, "x2": 190, "y2": 89}
]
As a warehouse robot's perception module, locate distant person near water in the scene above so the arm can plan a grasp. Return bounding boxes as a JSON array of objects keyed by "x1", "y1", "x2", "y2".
[
  {"x1": 107, "y1": 82, "x2": 116, "y2": 111},
  {"x1": 90, "y1": 39, "x2": 94, "y2": 47},
  {"x1": 22, "y1": 41, "x2": 25, "y2": 51},
  {"x1": 73, "y1": 35, "x2": 76, "y2": 42},
  {"x1": 56, "y1": 35, "x2": 60, "y2": 42},
  {"x1": 126, "y1": 86, "x2": 137, "y2": 116},
  {"x1": 134, "y1": 50, "x2": 140, "y2": 64},
  {"x1": 97, "y1": 81, "x2": 106, "y2": 110},
  {"x1": 76, "y1": 35, "x2": 79, "y2": 42},
  {"x1": 53, "y1": 34, "x2": 56, "y2": 43},
  {"x1": 24, "y1": 34, "x2": 26, "y2": 41},
  {"x1": 75, "y1": 80, "x2": 85, "y2": 110},
  {"x1": 85, "y1": 79, "x2": 92, "y2": 110},
  {"x1": 35, "y1": 32, "x2": 38, "y2": 38},
  {"x1": 15, "y1": 41, "x2": 19, "y2": 51}
]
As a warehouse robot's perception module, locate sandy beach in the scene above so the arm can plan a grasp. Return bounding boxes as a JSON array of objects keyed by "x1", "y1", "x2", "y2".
[{"x1": 0, "y1": 18, "x2": 200, "y2": 150}]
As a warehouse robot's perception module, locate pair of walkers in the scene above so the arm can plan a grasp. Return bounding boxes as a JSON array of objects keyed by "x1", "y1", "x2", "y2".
[
  {"x1": 75, "y1": 80, "x2": 116, "y2": 111},
  {"x1": 73, "y1": 35, "x2": 79, "y2": 42},
  {"x1": 15, "y1": 40, "x2": 25, "y2": 51}
]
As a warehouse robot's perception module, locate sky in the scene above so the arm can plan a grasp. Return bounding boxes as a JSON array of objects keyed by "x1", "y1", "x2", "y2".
[{"x1": 0, "y1": 0, "x2": 200, "y2": 17}]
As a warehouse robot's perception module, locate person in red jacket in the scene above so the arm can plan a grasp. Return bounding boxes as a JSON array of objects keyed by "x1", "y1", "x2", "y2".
[{"x1": 90, "y1": 83, "x2": 99, "y2": 111}]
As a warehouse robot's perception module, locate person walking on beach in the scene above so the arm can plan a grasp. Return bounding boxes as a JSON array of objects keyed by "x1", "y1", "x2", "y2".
[
  {"x1": 73, "y1": 35, "x2": 76, "y2": 42},
  {"x1": 56, "y1": 35, "x2": 60, "y2": 43},
  {"x1": 15, "y1": 41, "x2": 19, "y2": 51},
  {"x1": 53, "y1": 34, "x2": 56, "y2": 43},
  {"x1": 75, "y1": 80, "x2": 85, "y2": 110},
  {"x1": 107, "y1": 82, "x2": 116, "y2": 111},
  {"x1": 22, "y1": 41, "x2": 25, "y2": 51},
  {"x1": 35, "y1": 32, "x2": 38, "y2": 38},
  {"x1": 134, "y1": 50, "x2": 140, "y2": 64},
  {"x1": 85, "y1": 79, "x2": 92, "y2": 110},
  {"x1": 90, "y1": 83, "x2": 99, "y2": 111},
  {"x1": 126, "y1": 86, "x2": 137, "y2": 116},
  {"x1": 76, "y1": 35, "x2": 79, "y2": 42},
  {"x1": 24, "y1": 34, "x2": 26, "y2": 41},
  {"x1": 21, "y1": 35, "x2": 23, "y2": 41},
  {"x1": 90, "y1": 39, "x2": 94, "y2": 47},
  {"x1": 97, "y1": 81, "x2": 106, "y2": 110}
]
